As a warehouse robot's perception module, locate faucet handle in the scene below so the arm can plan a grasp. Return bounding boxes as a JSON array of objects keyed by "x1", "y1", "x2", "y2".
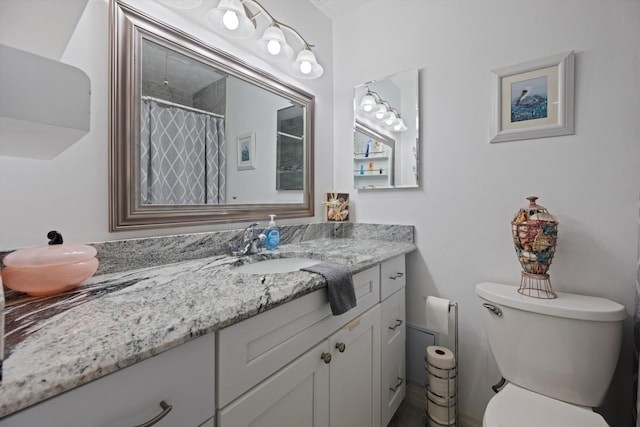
[{"x1": 243, "y1": 222, "x2": 259, "y2": 241}]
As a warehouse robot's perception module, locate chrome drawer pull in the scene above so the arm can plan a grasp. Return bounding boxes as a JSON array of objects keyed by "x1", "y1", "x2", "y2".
[
  {"x1": 133, "y1": 400, "x2": 172, "y2": 427},
  {"x1": 388, "y1": 319, "x2": 403, "y2": 331},
  {"x1": 335, "y1": 342, "x2": 346, "y2": 353},
  {"x1": 482, "y1": 303, "x2": 503, "y2": 317},
  {"x1": 389, "y1": 272, "x2": 404, "y2": 280},
  {"x1": 389, "y1": 377, "x2": 404, "y2": 392},
  {"x1": 321, "y1": 352, "x2": 332, "y2": 364}
]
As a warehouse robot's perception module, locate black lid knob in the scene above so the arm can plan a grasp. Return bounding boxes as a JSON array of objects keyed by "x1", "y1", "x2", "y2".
[{"x1": 47, "y1": 230, "x2": 64, "y2": 245}]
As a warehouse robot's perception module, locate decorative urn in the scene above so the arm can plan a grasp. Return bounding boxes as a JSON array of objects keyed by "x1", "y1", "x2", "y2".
[{"x1": 511, "y1": 196, "x2": 558, "y2": 298}]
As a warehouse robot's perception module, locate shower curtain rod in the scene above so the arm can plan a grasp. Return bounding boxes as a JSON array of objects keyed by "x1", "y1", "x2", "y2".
[{"x1": 142, "y1": 95, "x2": 225, "y2": 119}]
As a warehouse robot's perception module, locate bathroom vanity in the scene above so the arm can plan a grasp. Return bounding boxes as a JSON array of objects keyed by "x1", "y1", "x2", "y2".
[{"x1": 0, "y1": 226, "x2": 414, "y2": 427}]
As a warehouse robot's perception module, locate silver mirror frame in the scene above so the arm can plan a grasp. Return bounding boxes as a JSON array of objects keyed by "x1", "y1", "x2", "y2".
[{"x1": 109, "y1": 0, "x2": 314, "y2": 231}]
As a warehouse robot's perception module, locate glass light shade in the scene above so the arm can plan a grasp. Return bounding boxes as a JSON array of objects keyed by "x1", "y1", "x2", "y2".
[
  {"x1": 383, "y1": 110, "x2": 397, "y2": 126},
  {"x1": 374, "y1": 103, "x2": 388, "y2": 119},
  {"x1": 205, "y1": 0, "x2": 255, "y2": 39},
  {"x1": 157, "y1": 0, "x2": 203, "y2": 9},
  {"x1": 393, "y1": 117, "x2": 407, "y2": 132},
  {"x1": 291, "y1": 49, "x2": 324, "y2": 79},
  {"x1": 360, "y1": 94, "x2": 376, "y2": 112},
  {"x1": 255, "y1": 26, "x2": 293, "y2": 61}
]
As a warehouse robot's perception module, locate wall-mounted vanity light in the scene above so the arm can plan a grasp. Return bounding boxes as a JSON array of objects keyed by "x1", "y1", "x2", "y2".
[
  {"x1": 158, "y1": 0, "x2": 324, "y2": 79},
  {"x1": 359, "y1": 88, "x2": 407, "y2": 132}
]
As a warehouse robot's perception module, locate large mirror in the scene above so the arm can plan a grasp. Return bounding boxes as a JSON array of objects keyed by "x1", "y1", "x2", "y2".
[
  {"x1": 353, "y1": 68, "x2": 419, "y2": 190},
  {"x1": 110, "y1": 1, "x2": 314, "y2": 230}
]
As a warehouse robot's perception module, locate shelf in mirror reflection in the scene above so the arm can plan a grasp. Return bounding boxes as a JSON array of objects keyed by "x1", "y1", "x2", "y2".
[
  {"x1": 353, "y1": 169, "x2": 389, "y2": 178},
  {"x1": 354, "y1": 156, "x2": 390, "y2": 161}
]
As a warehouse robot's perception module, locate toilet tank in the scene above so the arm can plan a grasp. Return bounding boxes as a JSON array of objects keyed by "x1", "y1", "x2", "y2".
[{"x1": 475, "y1": 282, "x2": 626, "y2": 407}]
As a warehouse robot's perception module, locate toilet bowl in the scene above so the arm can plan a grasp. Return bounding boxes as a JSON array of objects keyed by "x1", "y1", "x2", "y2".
[
  {"x1": 483, "y1": 383, "x2": 607, "y2": 427},
  {"x1": 475, "y1": 282, "x2": 626, "y2": 427}
]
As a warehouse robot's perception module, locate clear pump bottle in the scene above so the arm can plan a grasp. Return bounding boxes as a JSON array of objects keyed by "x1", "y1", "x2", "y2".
[{"x1": 264, "y1": 214, "x2": 280, "y2": 251}]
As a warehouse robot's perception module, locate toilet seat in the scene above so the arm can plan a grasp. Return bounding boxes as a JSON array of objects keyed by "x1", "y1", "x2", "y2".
[{"x1": 483, "y1": 383, "x2": 608, "y2": 427}]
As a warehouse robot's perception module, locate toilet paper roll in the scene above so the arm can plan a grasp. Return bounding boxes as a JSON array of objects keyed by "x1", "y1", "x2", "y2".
[
  {"x1": 428, "y1": 375, "x2": 456, "y2": 398},
  {"x1": 426, "y1": 390, "x2": 456, "y2": 425},
  {"x1": 427, "y1": 364, "x2": 456, "y2": 381},
  {"x1": 425, "y1": 296, "x2": 450, "y2": 335},
  {"x1": 426, "y1": 345, "x2": 456, "y2": 369}
]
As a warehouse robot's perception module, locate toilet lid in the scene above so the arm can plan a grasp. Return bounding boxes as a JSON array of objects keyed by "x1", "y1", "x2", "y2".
[{"x1": 483, "y1": 384, "x2": 608, "y2": 427}]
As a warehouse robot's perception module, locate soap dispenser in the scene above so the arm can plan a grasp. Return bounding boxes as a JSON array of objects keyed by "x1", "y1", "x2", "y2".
[{"x1": 264, "y1": 214, "x2": 280, "y2": 251}]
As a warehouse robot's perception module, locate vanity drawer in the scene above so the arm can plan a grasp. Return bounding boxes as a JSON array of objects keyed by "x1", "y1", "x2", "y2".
[
  {"x1": 0, "y1": 334, "x2": 215, "y2": 427},
  {"x1": 217, "y1": 266, "x2": 379, "y2": 409},
  {"x1": 380, "y1": 255, "x2": 406, "y2": 301},
  {"x1": 381, "y1": 287, "x2": 406, "y2": 363}
]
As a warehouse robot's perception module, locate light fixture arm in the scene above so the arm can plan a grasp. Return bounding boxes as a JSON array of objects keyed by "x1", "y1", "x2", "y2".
[
  {"x1": 359, "y1": 89, "x2": 406, "y2": 131},
  {"x1": 243, "y1": 0, "x2": 314, "y2": 49},
  {"x1": 192, "y1": 0, "x2": 323, "y2": 78},
  {"x1": 365, "y1": 89, "x2": 382, "y2": 104},
  {"x1": 362, "y1": 89, "x2": 401, "y2": 117}
]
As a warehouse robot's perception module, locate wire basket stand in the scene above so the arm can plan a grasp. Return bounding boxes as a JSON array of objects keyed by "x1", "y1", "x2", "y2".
[
  {"x1": 424, "y1": 302, "x2": 458, "y2": 427},
  {"x1": 519, "y1": 271, "x2": 557, "y2": 299}
]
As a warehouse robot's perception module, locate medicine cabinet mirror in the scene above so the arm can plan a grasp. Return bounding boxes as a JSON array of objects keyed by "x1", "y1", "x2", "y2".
[
  {"x1": 353, "y1": 68, "x2": 419, "y2": 190},
  {"x1": 110, "y1": 1, "x2": 314, "y2": 231}
]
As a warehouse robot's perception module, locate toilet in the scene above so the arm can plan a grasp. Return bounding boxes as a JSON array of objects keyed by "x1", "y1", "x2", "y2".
[{"x1": 475, "y1": 282, "x2": 626, "y2": 427}]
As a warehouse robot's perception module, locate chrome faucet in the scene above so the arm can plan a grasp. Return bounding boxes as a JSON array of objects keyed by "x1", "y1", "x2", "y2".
[{"x1": 230, "y1": 223, "x2": 266, "y2": 256}]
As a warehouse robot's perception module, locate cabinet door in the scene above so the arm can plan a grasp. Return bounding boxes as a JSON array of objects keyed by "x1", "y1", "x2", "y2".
[
  {"x1": 0, "y1": 334, "x2": 215, "y2": 427},
  {"x1": 381, "y1": 342, "x2": 406, "y2": 427},
  {"x1": 329, "y1": 305, "x2": 381, "y2": 427},
  {"x1": 217, "y1": 340, "x2": 330, "y2": 427}
]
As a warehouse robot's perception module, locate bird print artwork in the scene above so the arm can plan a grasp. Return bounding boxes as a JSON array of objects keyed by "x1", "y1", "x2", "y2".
[{"x1": 511, "y1": 76, "x2": 548, "y2": 123}]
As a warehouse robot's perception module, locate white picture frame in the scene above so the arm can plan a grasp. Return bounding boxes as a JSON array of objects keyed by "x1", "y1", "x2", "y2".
[
  {"x1": 490, "y1": 51, "x2": 575, "y2": 143},
  {"x1": 237, "y1": 132, "x2": 256, "y2": 170}
]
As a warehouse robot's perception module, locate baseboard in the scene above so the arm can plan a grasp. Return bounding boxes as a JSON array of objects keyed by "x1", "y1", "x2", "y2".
[{"x1": 405, "y1": 382, "x2": 483, "y2": 427}]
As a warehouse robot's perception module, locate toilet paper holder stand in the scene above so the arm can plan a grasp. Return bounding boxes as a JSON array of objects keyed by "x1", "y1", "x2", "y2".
[
  {"x1": 422, "y1": 297, "x2": 458, "y2": 426},
  {"x1": 421, "y1": 297, "x2": 458, "y2": 371}
]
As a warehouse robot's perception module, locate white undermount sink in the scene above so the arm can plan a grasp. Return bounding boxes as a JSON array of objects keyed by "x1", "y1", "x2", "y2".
[{"x1": 233, "y1": 257, "x2": 320, "y2": 274}]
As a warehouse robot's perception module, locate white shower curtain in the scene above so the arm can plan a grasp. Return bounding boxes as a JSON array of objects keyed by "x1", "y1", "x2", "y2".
[{"x1": 140, "y1": 99, "x2": 226, "y2": 205}]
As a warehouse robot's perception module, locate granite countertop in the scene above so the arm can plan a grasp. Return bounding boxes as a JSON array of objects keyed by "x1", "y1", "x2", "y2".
[{"x1": 0, "y1": 237, "x2": 415, "y2": 418}]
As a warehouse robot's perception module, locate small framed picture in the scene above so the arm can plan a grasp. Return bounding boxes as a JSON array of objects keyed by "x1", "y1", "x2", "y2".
[
  {"x1": 237, "y1": 132, "x2": 256, "y2": 170},
  {"x1": 490, "y1": 51, "x2": 575, "y2": 143}
]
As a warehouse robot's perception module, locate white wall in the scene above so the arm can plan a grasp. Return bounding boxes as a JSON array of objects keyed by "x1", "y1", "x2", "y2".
[
  {"x1": 225, "y1": 77, "x2": 302, "y2": 204},
  {"x1": 332, "y1": 0, "x2": 640, "y2": 425},
  {"x1": 0, "y1": 0, "x2": 333, "y2": 250}
]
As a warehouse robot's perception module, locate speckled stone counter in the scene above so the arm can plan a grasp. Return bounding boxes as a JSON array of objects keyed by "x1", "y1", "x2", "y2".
[{"x1": 0, "y1": 226, "x2": 415, "y2": 418}]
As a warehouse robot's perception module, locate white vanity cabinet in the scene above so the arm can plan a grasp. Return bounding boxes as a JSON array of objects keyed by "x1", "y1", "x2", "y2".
[
  {"x1": 0, "y1": 334, "x2": 216, "y2": 427},
  {"x1": 379, "y1": 255, "x2": 407, "y2": 426},
  {"x1": 218, "y1": 306, "x2": 380, "y2": 427},
  {"x1": 0, "y1": 253, "x2": 409, "y2": 427},
  {"x1": 217, "y1": 266, "x2": 382, "y2": 427}
]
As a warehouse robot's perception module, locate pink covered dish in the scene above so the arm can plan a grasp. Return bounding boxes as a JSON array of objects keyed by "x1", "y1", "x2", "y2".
[{"x1": 1, "y1": 231, "x2": 98, "y2": 297}]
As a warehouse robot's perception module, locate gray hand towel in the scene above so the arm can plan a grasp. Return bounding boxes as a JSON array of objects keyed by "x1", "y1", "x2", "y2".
[{"x1": 301, "y1": 262, "x2": 356, "y2": 315}]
